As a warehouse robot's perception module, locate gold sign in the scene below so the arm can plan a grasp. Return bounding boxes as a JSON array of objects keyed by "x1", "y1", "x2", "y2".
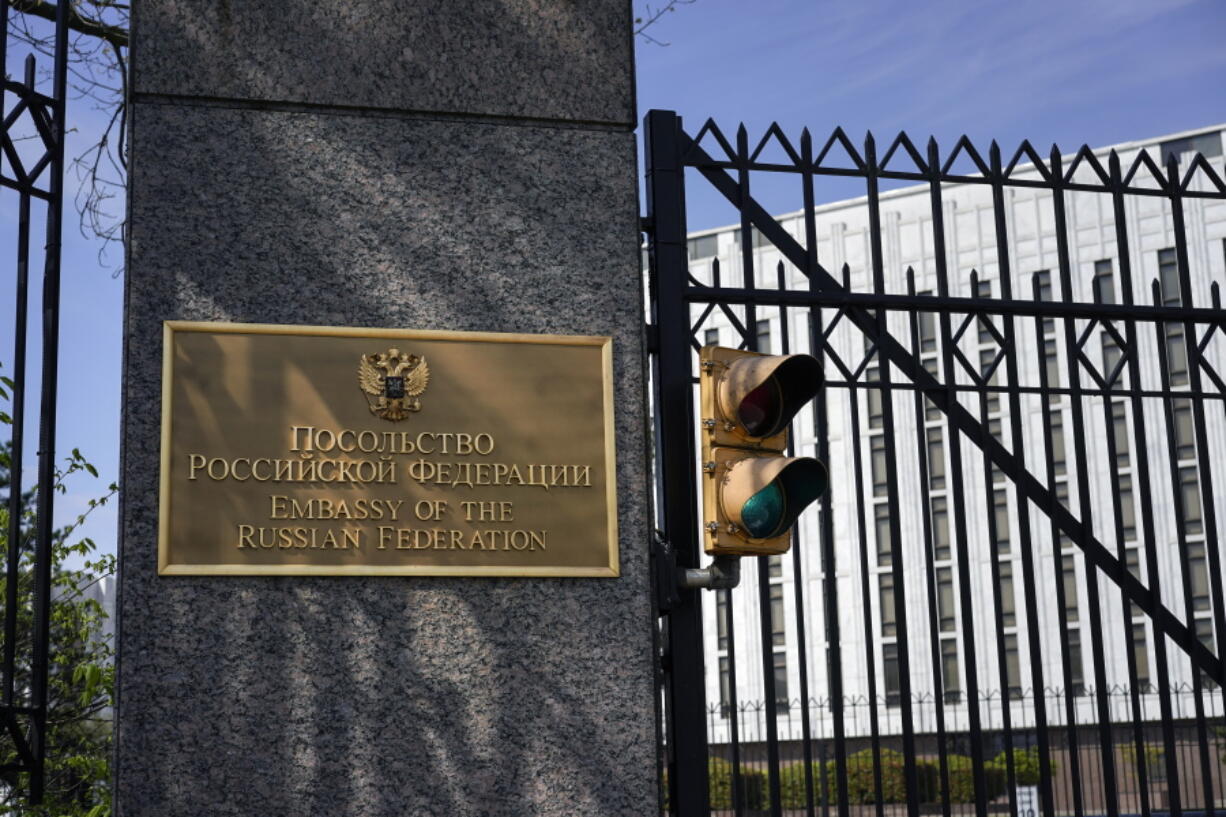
[{"x1": 158, "y1": 321, "x2": 618, "y2": 577}]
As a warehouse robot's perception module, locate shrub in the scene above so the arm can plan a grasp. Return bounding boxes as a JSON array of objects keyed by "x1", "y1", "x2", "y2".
[
  {"x1": 707, "y1": 757, "x2": 767, "y2": 810},
  {"x1": 777, "y1": 761, "x2": 832, "y2": 809},
  {"x1": 941, "y1": 754, "x2": 1007, "y2": 802},
  {"x1": 991, "y1": 746, "x2": 1048, "y2": 786}
]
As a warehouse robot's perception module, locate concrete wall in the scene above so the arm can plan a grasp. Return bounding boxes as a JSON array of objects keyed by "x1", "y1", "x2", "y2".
[{"x1": 116, "y1": 3, "x2": 655, "y2": 815}]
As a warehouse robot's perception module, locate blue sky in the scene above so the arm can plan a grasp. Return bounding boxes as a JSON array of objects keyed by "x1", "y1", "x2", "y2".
[{"x1": 3, "y1": 0, "x2": 1225, "y2": 563}]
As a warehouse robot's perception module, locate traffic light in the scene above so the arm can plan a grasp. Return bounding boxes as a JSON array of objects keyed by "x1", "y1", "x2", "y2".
[{"x1": 700, "y1": 345, "x2": 827, "y2": 556}]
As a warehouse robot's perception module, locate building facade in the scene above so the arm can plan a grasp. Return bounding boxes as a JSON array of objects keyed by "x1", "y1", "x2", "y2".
[{"x1": 677, "y1": 124, "x2": 1226, "y2": 756}]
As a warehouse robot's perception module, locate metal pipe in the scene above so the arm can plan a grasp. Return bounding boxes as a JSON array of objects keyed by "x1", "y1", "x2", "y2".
[{"x1": 678, "y1": 555, "x2": 742, "y2": 591}]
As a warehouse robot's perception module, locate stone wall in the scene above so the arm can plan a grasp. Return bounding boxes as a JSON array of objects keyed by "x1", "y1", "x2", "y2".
[{"x1": 116, "y1": 3, "x2": 655, "y2": 814}]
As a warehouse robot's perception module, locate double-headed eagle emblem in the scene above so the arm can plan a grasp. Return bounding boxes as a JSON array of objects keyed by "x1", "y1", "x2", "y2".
[{"x1": 358, "y1": 348, "x2": 430, "y2": 421}]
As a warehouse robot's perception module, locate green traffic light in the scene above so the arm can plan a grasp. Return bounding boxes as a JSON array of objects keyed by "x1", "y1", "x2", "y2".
[
  {"x1": 738, "y1": 459, "x2": 827, "y2": 539},
  {"x1": 742, "y1": 482, "x2": 785, "y2": 538}
]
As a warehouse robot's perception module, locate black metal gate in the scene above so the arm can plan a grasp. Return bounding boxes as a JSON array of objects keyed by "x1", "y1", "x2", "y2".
[
  {"x1": 644, "y1": 109, "x2": 1226, "y2": 817},
  {"x1": 1, "y1": 0, "x2": 70, "y2": 803}
]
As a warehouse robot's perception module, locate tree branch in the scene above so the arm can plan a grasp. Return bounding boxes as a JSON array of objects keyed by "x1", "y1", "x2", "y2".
[{"x1": 8, "y1": 0, "x2": 128, "y2": 50}]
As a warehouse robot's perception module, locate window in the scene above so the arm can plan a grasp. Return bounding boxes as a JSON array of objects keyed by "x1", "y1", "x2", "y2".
[
  {"x1": 715, "y1": 590, "x2": 728, "y2": 651},
  {"x1": 1173, "y1": 400, "x2": 1195, "y2": 461},
  {"x1": 756, "y1": 319, "x2": 772, "y2": 354},
  {"x1": 919, "y1": 306, "x2": 936, "y2": 353},
  {"x1": 866, "y1": 367, "x2": 883, "y2": 429},
  {"x1": 1093, "y1": 260, "x2": 1115, "y2": 304},
  {"x1": 927, "y1": 427, "x2": 946, "y2": 490},
  {"x1": 1159, "y1": 132, "x2": 1224, "y2": 164},
  {"x1": 768, "y1": 555, "x2": 783, "y2": 579},
  {"x1": 1189, "y1": 543, "x2": 1210, "y2": 612},
  {"x1": 1111, "y1": 402, "x2": 1129, "y2": 466},
  {"x1": 1166, "y1": 325, "x2": 1189, "y2": 386},
  {"x1": 875, "y1": 503, "x2": 892, "y2": 567},
  {"x1": 1132, "y1": 623, "x2": 1151, "y2": 692},
  {"x1": 719, "y1": 656, "x2": 731, "y2": 716},
  {"x1": 704, "y1": 328, "x2": 719, "y2": 347},
  {"x1": 999, "y1": 561, "x2": 1016, "y2": 628},
  {"x1": 1043, "y1": 338, "x2": 1060, "y2": 387},
  {"x1": 932, "y1": 497, "x2": 950, "y2": 561},
  {"x1": 1195, "y1": 618, "x2": 1219, "y2": 690},
  {"x1": 879, "y1": 572, "x2": 897, "y2": 638},
  {"x1": 1101, "y1": 334, "x2": 1122, "y2": 383},
  {"x1": 993, "y1": 490, "x2": 1010, "y2": 553},
  {"x1": 980, "y1": 348, "x2": 1000, "y2": 413},
  {"x1": 1036, "y1": 270, "x2": 1052, "y2": 303},
  {"x1": 883, "y1": 643, "x2": 901, "y2": 706},
  {"x1": 1050, "y1": 413, "x2": 1066, "y2": 476},
  {"x1": 1119, "y1": 474, "x2": 1136, "y2": 541},
  {"x1": 976, "y1": 280, "x2": 993, "y2": 344},
  {"x1": 688, "y1": 234, "x2": 719, "y2": 259},
  {"x1": 1125, "y1": 546, "x2": 1143, "y2": 619},
  {"x1": 774, "y1": 652, "x2": 790, "y2": 712},
  {"x1": 1068, "y1": 628, "x2": 1086, "y2": 696},
  {"x1": 1004, "y1": 634, "x2": 1022, "y2": 696},
  {"x1": 937, "y1": 568, "x2": 956, "y2": 632},
  {"x1": 1158, "y1": 248, "x2": 1180, "y2": 306},
  {"x1": 1062, "y1": 555, "x2": 1079, "y2": 623},
  {"x1": 770, "y1": 584, "x2": 786, "y2": 647},
  {"x1": 870, "y1": 435, "x2": 888, "y2": 496},
  {"x1": 941, "y1": 639, "x2": 961, "y2": 703},
  {"x1": 1180, "y1": 467, "x2": 1202, "y2": 535}
]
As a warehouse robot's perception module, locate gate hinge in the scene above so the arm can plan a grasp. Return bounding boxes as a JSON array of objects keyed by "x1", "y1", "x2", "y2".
[
  {"x1": 640, "y1": 215, "x2": 655, "y2": 235},
  {"x1": 651, "y1": 530, "x2": 680, "y2": 613},
  {"x1": 645, "y1": 323, "x2": 660, "y2": 354}
]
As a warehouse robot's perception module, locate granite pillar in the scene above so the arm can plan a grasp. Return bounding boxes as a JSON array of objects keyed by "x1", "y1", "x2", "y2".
[{"x1": 115, "y1": 2, "x2": 655, "y2": 815}]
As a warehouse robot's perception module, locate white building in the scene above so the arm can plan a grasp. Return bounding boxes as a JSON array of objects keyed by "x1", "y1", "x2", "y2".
[{"x1": 679, "y1": 123, "x2": 1226, "y2": 746}]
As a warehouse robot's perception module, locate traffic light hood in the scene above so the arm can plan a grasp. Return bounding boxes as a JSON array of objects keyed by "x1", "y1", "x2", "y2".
[
  {"x1": 721, "y1": 455, "x2": 828, "y2": 540},
  {"x1": 718, "y1": 353, "x2": 824, "y2": 440}
]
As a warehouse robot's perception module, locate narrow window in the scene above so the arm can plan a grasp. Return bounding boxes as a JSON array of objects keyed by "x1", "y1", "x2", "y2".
[
  {"x1": 976, "y1": 280, "x2": 994, "y2": 344},
  {"x1": 866, "y1": 367, "x2": 883, "y2": 429},
  {"x1": 1092, "y1": 260, "x2": 1115, "y2": 304},
  {"x1": 1050, "y1": 412, "x2": 1067, "y2": 476},
  {"x1": 883, "y1": 643, "x2": 901, "y2": 706},
  {"x1": 720, "y1": 656, "x2": 732, "y2": 717},
  {"x1": 870, "y1": 435, "x2": 888, "y2": 497},
  {"x1": 1062, "y1": 555, "x2": 1079, "y2": 623},
  {"x1": 1189, "y1": 543, "x2": 1210, "y2": 612},
  {"x1": 1196, "y1": 618, "x2": 1218, "y2": 690},
  {"x1": 879, "y1": 572, "x2": 897, "y2": 638},
  {"x1": 1180, "y1": 466, "x2": 1202, "y2": 535},
  {"x1": 1112, "y1": 402, "x2": 1130, "y2": 466},
  {"x1": 704, "y1": 327, "x2": 720, "y2": 347},
  {"x1": 1158, "y1": 248, "x2": 1180, "y2": 306},
  {"x1": 770, "y1": 584, "x2": 786, "y2": 647},
  {"x1": 1132, "y1": 623, "x2": 1151, "y2": 692},
  {"x1": 941, "y1": 638, "x2": 961, "y2": 703},
  {"x1": 932, "y1": 497, "x2": 950, "y2": 562},
  {"x1": 1173, "y1": 400, "x2": 1195, "y2": 461},
  {"x1": 1166, "y1": 325, "x2": 1189, "y2": 387},
  {"x1": 1068, "y1": 628, "x2": 1086, "y2": 696},
  {"x1": 875, "y1": 502, "x2": 892, "y2": 567},
  {"x1": 1119, "y1": 474, "x2": 1136, "y2": 542},
  {"x1": 999, "y1": 561, "x2": 1016, "y2": 628},
  {"x1": 715, "y1": 590, "x2": 728, "y2": 651},
  {"x1": 1004, "y1": 634, "x2": 1022, "y2": 696},
  {"x1": 937, "y1": 568, "x2": 956, "y2": 632},
  {"x1": 927, "y1": 427, "x2": 946, "y2": 490},
  {"x1": 993, "y1": 489, "x2": 1010, "y2": 553},
  {"x1": 755, "y1": 319, "x2": 772, "y2": 354},
  {"x1": 774, "y1": 652, "x2": 790, "y2": 712}
]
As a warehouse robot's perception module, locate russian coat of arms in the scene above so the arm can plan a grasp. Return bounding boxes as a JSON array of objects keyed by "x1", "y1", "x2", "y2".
[{"x1": 358, "y1": 348, "x2": 430, "y2": 421}]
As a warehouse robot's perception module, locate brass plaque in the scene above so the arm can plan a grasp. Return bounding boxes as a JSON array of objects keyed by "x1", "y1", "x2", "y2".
[{"x1": 158, "y1": 321, "x2": 618, "y2": 577}]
